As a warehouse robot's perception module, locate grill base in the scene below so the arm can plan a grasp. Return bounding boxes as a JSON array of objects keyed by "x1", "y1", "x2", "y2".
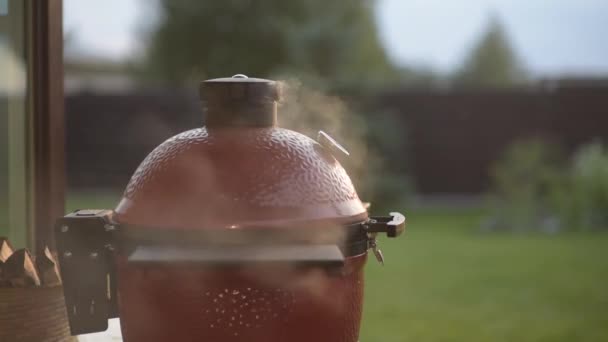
[{"x1": 117, "y1": 253, "x2": 366, "y2": 342}]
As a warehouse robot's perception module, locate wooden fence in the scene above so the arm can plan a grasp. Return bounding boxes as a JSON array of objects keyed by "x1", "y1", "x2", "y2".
[{"x1": 65, "y1": 84, "x2": 608, "y2": 194}]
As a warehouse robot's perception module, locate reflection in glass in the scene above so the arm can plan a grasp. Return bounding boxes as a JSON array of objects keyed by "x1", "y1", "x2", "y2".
[{"x1": 0, "y1": 0, "x2": 29, "y2": 248}]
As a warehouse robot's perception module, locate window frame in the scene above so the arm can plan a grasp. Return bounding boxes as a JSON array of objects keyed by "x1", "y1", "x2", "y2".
[{"x1": 29, "y1": 0, "x2": 64, "y2": 253}]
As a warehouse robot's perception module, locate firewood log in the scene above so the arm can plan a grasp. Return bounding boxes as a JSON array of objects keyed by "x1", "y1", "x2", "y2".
[
  {"x1": 4, "y1": 249, "x2": 41, "y2": 287},
  {"x1": 35, "y1": 246, "x2": 62, "y2": 287},
  {"x1": 0, "y1": 238, "x2": 13, "y2": 287},
  {"x1": 0, "y1": 237, "x2": 13, "y2": 262}
]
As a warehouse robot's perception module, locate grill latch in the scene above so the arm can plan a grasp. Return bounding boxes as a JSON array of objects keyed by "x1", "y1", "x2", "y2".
[
  {"x1": 55, "y1": 210, "x2": 118, "y2": 335},
  {"x1": 362, "y1": 212, "x2": 406, "y2": 265}
]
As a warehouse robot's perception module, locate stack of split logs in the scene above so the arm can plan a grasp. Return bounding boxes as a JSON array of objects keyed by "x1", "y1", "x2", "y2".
[
  {"x1": 0, "y1": 237, "x2": 75, "y2": 342},
  {"x1": 0, "y1": 238, "x2": 62, "y2": 287}
]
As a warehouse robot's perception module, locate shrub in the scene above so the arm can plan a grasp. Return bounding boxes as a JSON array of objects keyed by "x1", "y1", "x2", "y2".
[
  {"x1": 485, "y1": 139, "x2": 565, "y2": 232},
  {"x1": 486, "y1": 139, "x2": 608, "y2": 232},
  {"x1": 565, "y1": 142, "x2": 608, "y2": 230}
]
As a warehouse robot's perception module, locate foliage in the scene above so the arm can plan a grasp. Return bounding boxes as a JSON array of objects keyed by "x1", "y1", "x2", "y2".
[
  {"x1": 486, "y1": 139, "x2": 608, "y2": 232},
  {"x1": 143, "y1": 0, "x2": 396, "y2": 86},
  {"x1": 564, "y1": 142, "x2": 608, "y2": 230},
  {"x1": 358, "y1": 109, "x2": 411, "y2": 210},
  {"x1": 453, "y1": 15, "x2": 528, "y2": 88},
  {"x1": 485, "y1": 139, "x2": 565, "y2": 232}
]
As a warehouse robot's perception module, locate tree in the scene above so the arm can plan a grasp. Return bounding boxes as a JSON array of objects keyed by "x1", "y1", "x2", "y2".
[
  {"x1": 142, "y1": 0, "x2": 396, "y2": 85},
  {"x1": 453, "y1": 15, "x2": 528, "y2": 88}
]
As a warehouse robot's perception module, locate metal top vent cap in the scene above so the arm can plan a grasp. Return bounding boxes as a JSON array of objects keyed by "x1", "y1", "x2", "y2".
[
  {"x1": 199, "y1": 74, "x2": 281, "y2": 127},
  {"x1": 200, "y1": 74, "x2": 281, "y2": 103}
]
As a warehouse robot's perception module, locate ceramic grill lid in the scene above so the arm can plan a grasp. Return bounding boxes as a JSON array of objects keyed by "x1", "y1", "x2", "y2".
[{"x1": 114, "y1": 75, "x2": 368, "y2": 230}]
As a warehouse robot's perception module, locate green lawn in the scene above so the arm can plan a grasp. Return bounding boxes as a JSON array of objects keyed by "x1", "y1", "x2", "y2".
[
  {"x1": 361, "y1": 208, "x2": 608, "y2": 342},
  {"x1": 67, "y1": 192, "x2": 608, "y2": 341}
]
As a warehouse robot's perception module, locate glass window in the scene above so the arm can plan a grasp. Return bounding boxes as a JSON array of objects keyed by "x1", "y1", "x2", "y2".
[{"x1": 0, "y1": 0, "x2": 30, "y2": 248}]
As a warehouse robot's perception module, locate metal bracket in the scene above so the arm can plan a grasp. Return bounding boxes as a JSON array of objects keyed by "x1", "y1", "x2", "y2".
[
  {"x1": 55, "y1": 210, "x2": 118, "y2": 335},
  {"x1": 362, "y1": 212, "x2": 406, "y2": 265},
  {"x1": 363, "y1": 212, "x2": 406, "y2": 238}
]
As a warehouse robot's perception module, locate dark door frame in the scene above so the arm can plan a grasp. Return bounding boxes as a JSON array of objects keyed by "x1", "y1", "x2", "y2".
[{"x1": 30, "y1": 0, "x2": 64, "y2": 252}]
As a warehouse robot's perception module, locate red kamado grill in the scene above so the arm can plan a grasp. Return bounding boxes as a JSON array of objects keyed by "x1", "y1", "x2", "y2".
[{"x1": 55, "y1": 75, "x2": 406, "y2": 342}]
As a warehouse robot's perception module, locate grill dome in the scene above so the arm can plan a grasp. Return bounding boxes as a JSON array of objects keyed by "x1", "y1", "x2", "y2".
[{"x1": 115, "y1": 126, "x2": 367, "y2": 229}]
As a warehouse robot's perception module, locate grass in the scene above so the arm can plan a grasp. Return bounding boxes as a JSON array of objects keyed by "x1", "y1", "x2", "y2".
[
  {"x1": 66, "y1": 190, "x2": 123, "y2": 212},
  {"x1": 66, "y1": 192, "x2": 608, "y2": 341},
  {"x1": 360, "y1": 208, "x2": 608, "y2": 342}
]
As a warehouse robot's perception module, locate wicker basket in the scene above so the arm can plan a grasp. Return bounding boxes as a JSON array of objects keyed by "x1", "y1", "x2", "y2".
[{"x1": 0, "y1": 286, "x2": 76, "y2": 342}]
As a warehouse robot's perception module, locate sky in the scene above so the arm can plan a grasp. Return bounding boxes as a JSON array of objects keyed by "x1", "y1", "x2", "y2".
[{"x1": 64, "y1": 0, "x2": 608, "y2": 77}]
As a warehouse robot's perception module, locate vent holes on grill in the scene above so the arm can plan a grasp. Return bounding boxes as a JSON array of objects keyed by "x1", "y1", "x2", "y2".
[{"x1": 202, "y1": 287, "x2": 295, "y2": 332}]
